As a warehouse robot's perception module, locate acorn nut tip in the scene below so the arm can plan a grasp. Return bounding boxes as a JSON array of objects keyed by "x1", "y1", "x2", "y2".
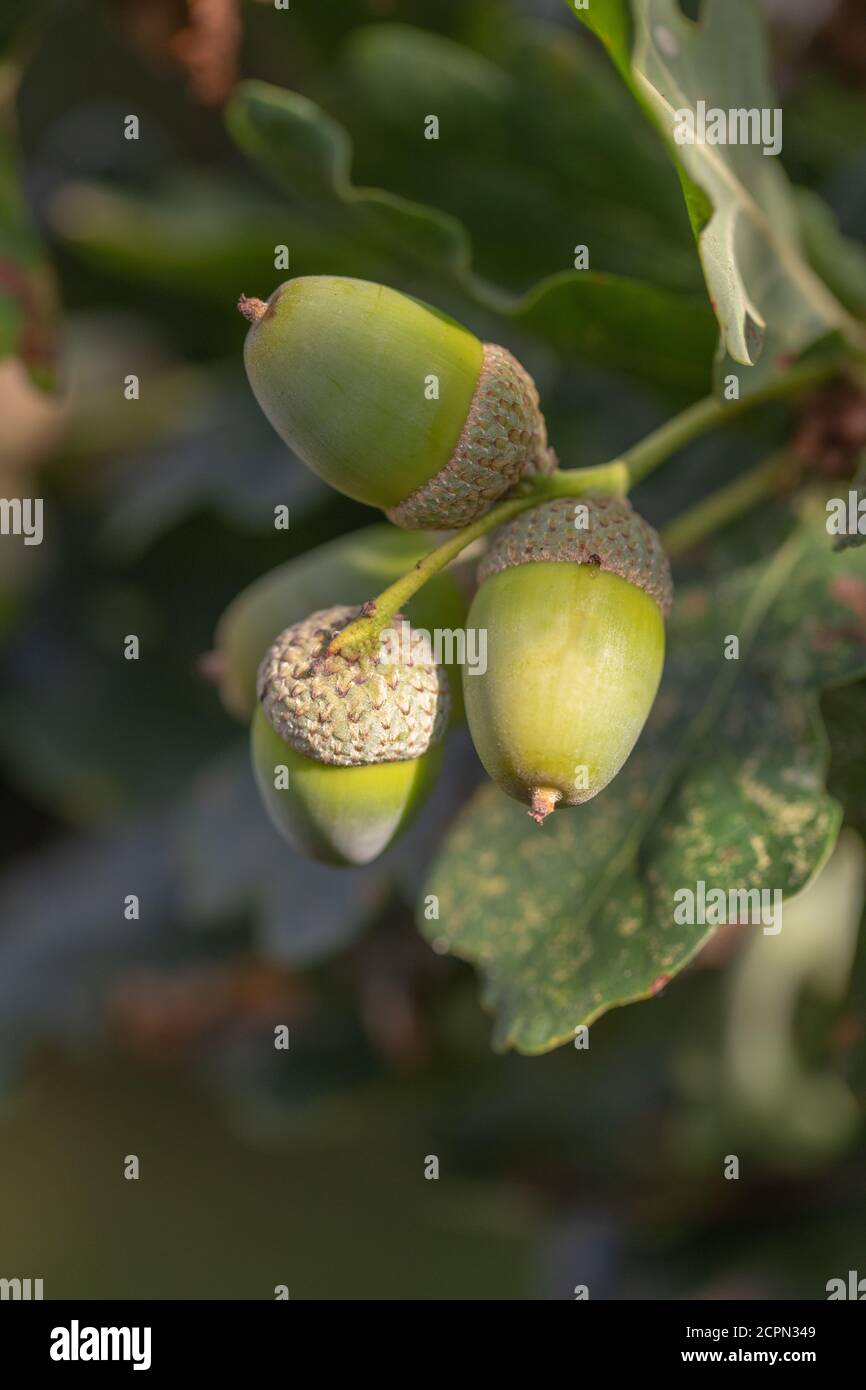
[
  {"x1": 529, "y1": 787, "x2": 561, "y2": 825},
  {"x1": 237, "y1": 293, "x2": 267, "y2": 325}
]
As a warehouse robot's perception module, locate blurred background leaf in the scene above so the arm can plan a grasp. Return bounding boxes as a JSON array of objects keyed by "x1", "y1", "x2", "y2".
[
  {"x1": 225, "y1": 69, "x2": 716, "y2": 392},
  {"x1": 570, "y1": 0, "x2": 865, "y2": 395}
]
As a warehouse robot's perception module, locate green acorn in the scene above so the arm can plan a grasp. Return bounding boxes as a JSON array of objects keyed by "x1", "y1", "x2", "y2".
[
  {"x1": 239, "y1": 276, "x2": 554, "y2": 529},
  {"x1": 253, "y1": 604, "x2": 450, "y2": 866},
  {"x1": 463, "y1": 496, "x2": 672, "y2": 823}
]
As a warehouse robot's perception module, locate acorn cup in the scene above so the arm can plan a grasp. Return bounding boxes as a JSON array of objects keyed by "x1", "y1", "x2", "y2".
[
  {"x1": 239, "y1": 276, "x2": 554, "y2": 529},
  {"x1": 213, "y1": 523, "x2": 468, "y2": 720},
  {"x1": 463, "y1": 497, "x2": 673, "y2": 823},
  {"x1": 253, "y1": 604, "x2": 450, "y2": 866}
]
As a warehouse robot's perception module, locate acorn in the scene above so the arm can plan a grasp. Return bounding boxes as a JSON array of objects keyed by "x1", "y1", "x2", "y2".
[
  {"x1": 253, "y1": 604, "x2": 450, "y2": 866},
  {"x1": 239, "y1": 276, "x2": 554, "y2": 529},
  {"x1": 463, "y1": 497, "x2": 673, "y2": 822}
]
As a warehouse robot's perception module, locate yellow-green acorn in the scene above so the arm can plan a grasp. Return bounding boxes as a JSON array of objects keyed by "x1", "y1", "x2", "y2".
[
  {"x1": 253, "y1": 604, "x2": 450, "y2": 866},
  {"x1": 464, "y1": 497, "x2": 673, "y2": 823},
  {"x1": 239, "y1": 276, "x2": 554, "y2": 529}
]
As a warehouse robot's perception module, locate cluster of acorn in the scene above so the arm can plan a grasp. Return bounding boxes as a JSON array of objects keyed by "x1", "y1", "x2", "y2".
[{"x1": 219, "y1": 276, "x2": 672, "y2": 867}]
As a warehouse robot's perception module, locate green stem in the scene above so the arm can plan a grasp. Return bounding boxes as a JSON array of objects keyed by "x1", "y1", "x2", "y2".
[
  {"x1": 514, "y1": 459, "x2": 629, "y2": 499},
  {"x1": 623, "y1": 354, "x2": 843, "y2": 485},
  {"x1": 661, "y1": 451, "x2": 792, "y2": 558},
  {"x1": 328, "y1": 460, "x2": 627, "y2": 657}
]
